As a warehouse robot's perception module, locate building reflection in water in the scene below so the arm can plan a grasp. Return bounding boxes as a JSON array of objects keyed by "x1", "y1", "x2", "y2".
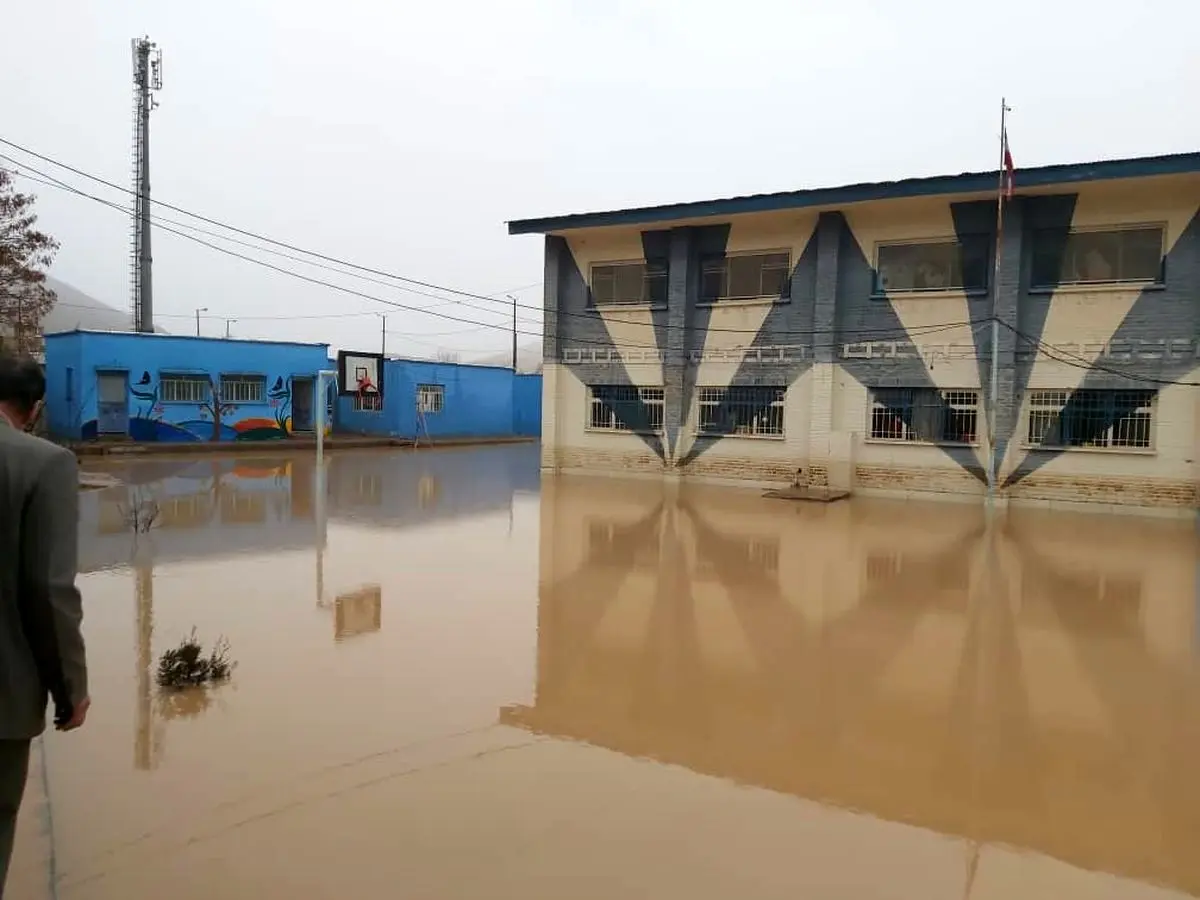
[
  {"x1": 79, "y1": 445, "x2": 542, "y2": 767},
  {"x1": 503, "y1": 476, "x2": 1200, "y2": 897}
]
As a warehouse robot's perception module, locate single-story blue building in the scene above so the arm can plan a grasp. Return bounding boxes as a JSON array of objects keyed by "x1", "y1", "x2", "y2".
[
  {"x1": 336, "y1": 356, "x2": 542, "y2": 441},
  {"x1": 44, "y1": 330, "x2": 332, "y2": 442}
]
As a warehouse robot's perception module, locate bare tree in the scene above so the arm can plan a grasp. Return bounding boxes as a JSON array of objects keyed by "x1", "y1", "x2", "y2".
[
  {"x1": 434, "y1": 349, "x2": 460, "y2": 364},
  {"x1": 0, "y1": 170, "x2": 58, "y2": 356},
  {"x1": 199, "y1": 377, "x2": 236, "y2": 442}
]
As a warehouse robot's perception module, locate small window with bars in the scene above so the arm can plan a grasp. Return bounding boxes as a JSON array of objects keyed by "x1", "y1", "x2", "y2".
[
  {"x1": 590, "y1": 260, "x2": 668, "y2": 306},
  {"x1": 160, "y1": 374, "x2": 210, "y2": 403},
  {"x1": 219, "y1": 374, "x2": 265, "y2": 403},
  {"x1": 588, "y1": 385, "x2": 665, "y2": 432},
  {"x1": 869, "y1": 388, "x2": 980, "y2": 444},
  {"x1": 417, "y1": 384, "x2": 444, "y2": 414},
  {"x1": 353, "y1": 392, "x2": 383, "y2": 413},
  {"x1": 1030, "y1": 226, "x2": 1164, "y2": 288},
  {"x1": 696, "y1": 386, "x2": 785, "y2": 437},
  {"x1": 1026, "y1": 389, "x2": 1154, "y2": 450},
  {"x1": 699, "y1": 251, "x2": 791, "y2": 302}
]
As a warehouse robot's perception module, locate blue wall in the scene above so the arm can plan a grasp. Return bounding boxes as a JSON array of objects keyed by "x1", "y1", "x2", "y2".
[
  {"x1": 45, "y1": 331, "x2": 331, "y2": 442},
  {"x1": 336, "y1": 358, "x2": 542, "y2": 440},
  {"x1": 513, "y1": 373, "x2": 542, "y2": 436}
]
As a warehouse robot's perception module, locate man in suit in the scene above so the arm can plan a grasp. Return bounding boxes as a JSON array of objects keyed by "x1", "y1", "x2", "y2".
[{"x1": 0, "y1": 352, "x2": 88, "y2": 895}]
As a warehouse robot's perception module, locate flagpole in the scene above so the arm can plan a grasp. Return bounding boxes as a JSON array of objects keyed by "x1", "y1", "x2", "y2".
[{"x1": 987, "y1": 98, "x2": 1009, "y2": 505}]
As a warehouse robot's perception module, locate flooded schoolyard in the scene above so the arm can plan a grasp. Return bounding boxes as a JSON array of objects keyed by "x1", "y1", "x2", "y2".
[{"x1": 16, "y1": 444, "x2": 1200, "y2": 899}]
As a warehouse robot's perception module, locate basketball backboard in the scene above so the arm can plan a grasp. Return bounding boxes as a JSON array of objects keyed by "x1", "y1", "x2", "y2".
[{"x1": 336, "y1": 350, "x2": 385, "y2": 397}]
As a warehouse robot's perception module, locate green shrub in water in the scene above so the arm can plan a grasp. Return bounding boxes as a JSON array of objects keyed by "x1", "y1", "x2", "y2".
[{"x1": 156, "y1": 629, "x2": 235, "y2": 689}]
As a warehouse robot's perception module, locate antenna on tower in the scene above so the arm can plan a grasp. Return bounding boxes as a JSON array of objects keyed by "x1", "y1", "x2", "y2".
[{"x1": 130, "y1": 36, "x2": 163, "y2": 333}]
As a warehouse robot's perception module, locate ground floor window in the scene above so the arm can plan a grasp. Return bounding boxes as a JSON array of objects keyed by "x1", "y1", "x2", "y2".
[
  {"x1": 1026, "y1": 389, "x2": 1154, "y2": 449},
  {"x1": 417, "y1": 384, "x2": 444, "y2": 414},
  {"x1": 869, "y1": 388, "x2": 979, "y2": 444},
  {"x1": 353, "y1": 392, "x2": 383, "y2": 413},
  {"x1": 696, "y1": 385, "x2": 785, "y2": 437},
  {"x1": 219, "y1": 374, "x2": 266, "y2": 403},
  {"x1": 160, "y1": 374, "x2": 210, "y2": 403},
  {"x1": 588, "y1": 385, "x2": 665, "y2": 432}
]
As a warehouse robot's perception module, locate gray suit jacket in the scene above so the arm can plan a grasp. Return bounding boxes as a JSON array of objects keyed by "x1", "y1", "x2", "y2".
[{"x1": 0, "y1": 418, "x2": 88, "y2": 739}]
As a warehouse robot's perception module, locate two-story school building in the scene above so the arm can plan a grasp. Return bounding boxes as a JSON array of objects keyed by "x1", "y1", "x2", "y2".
[{"x1": 508, "y1": 152, "x2": 1200, "y2": 514}]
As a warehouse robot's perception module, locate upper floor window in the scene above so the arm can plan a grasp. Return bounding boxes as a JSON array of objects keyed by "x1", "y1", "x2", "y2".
[
  {"x1": 700, "y1": 251, "x2": 791, "y2": 302},
  {"x1": 875, "y1": 237, "x2": 990, "y2": 294},
  {"x1": 591, "y1": 260, "x2": 668, "y2": 306},
  {"x1": 1030, "y1": 226, "x2": 1163, "y2": 288}
]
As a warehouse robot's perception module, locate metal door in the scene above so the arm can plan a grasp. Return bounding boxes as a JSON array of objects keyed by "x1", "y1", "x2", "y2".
[
  {"x1": 292, "y1": 378, "x2": 313, "y2": 432},
  {"x1": 96, "y1": 372, "x2": 129, "y2": 435}
]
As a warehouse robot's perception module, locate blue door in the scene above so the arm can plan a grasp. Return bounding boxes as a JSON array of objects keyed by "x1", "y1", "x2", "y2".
[{"x1": 97, "y1": 372, "x2": 129, "y2": 435}]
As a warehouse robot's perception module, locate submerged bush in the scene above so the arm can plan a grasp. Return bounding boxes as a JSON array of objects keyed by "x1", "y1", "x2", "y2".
[{"x1": 156, "y1": 629, "x2": 236, "y2": 689}]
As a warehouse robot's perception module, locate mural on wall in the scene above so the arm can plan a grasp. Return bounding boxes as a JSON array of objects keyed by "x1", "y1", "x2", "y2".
[{"x1": 82, "y1": 372, "x2": 299, "y2": 442}]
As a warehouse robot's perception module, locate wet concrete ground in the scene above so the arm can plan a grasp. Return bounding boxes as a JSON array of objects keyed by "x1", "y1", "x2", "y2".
[{"x1": 16, "y1": 444, "x2": 1200, "y2": 899}]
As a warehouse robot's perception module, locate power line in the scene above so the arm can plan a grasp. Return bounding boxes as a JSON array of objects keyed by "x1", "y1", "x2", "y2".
[
  {"x1": 998, "y1": 320, "x2": 1200, "y2": 387},
  {"x1": 1, "y1": 137, "x2": 991, "y2": 340}
]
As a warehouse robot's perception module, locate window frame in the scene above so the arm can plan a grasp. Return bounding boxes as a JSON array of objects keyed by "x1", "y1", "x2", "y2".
[
  {"x1": 694, "y1": 385, "x2": 786, "y2": 439},
  {"x1": 1023, "y1": 388, "x2": 1157, "y2": 452},
  {"x1": 416, "y1": 383, "x2": 444, "y2": 415},
  {"x1": 586, "y1": 385, "x2": 666, "y2": 434},
  {"x1": 159, "y1": 373, "x2": 211, "y2": 404},
  {"x1": 1028, "y1": 223, "x2": 1166, "y2": 290},
  {"x1": 218, "y1": 373, "x2": 266, "y2": 404},
  {"x1": 698, "y1": 249, "x2": 792, "y2": 304},
  {"x1": 352, "y1": 392, "x2": 383, "y2": 413},
  {"x1": 589, "y1": 258, "x2": 669, "y2": 307},
  {"x1": 866, "y1": 387, "x2": 982, "y2": 446},
  {"x1": 873, "y1": 235, "x2": 992, "y2": 296}
]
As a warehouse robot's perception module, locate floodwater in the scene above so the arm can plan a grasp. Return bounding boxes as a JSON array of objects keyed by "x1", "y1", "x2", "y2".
[{"x1": 24, "y1": 444, "x2": 1200, "y2": 899}]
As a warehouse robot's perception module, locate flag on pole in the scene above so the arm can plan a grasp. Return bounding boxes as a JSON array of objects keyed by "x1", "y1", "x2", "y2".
[{"x1": 1002, "y1": 129, "x2": 1015, "y2": 199}]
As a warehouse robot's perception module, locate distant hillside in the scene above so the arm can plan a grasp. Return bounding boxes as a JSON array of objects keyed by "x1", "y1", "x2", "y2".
[
  {"x1": 469, "y1": 341, "x2": 543, "y2": 373},
  {"x1": 41, "y1": 276, "x2": 170, "y2": 335}
]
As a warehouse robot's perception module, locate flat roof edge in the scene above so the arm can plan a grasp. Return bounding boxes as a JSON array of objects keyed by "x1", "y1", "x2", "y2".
[{"x1": 507, "y1": 151, "x2": 1200, "y2": 235}]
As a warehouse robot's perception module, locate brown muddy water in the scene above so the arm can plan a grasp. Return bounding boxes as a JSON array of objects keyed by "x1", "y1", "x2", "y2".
[{"x1": 23, "y1": 445, "x2": 1200, "y2": 899}]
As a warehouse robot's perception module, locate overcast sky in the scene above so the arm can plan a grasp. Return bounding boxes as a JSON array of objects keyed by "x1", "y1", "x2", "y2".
[{"x1": 3, "y1": 0, "x2": 1198, "y2": 358}]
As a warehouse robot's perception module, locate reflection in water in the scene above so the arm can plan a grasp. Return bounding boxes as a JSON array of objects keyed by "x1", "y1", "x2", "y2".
[
  {"x1": 504, "y1": 477, "x2": 1200, "y2": 897},
  {"x1": 333, "y1": 586, "x2": 383, "y2": 642},
  {"x1": 56, "y1": 447, "x2": 1199, "y2": 898}
]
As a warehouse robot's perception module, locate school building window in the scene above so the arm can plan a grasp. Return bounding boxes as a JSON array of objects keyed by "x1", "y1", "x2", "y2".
[
  {"x1": 1030, "y1": 226, "x2": 1164, "y2": 288},
  {"x1": 353, "y1": 392, "x2": 383, "y2": 413},
  {"x1": 696, "y1": 386, "x2": 785, "y2": 437},
  {"x1": 160, "y1": 374, "x2": 210, "y2": 403},
  {"x1": 590, "y1": 260, "x2": 668, "y2": 306},
  {"x1": 1026, "y1": 389, "x2": 1154, "y2": 450},
  {"x1": 869, "y1": 388, "x2": 980, "y2": 444},
  {"x1": 699, "y1": 251, "x2": 791, "y2": 302},
  {"x1": 875, "y1": 237, "x2": 990, "y2": 293},
  {"x1": 219, "y1": 374, "x2": 266, "y2": 403},
  {"x1": 417, "y1": 384, "x2": 444, "y2": 414},
  {"x1": 588, "y1": 385, "x2": 665, "y2": 432}
]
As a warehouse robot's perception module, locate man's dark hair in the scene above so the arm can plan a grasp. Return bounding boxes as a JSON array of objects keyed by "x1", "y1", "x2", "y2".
[{"x1": 0, "y1": 351, "x2": 47, "y2": 415}]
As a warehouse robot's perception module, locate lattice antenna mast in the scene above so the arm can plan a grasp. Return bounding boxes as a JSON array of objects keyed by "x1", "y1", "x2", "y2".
[{"x1": 130, "y1": 37, "x2": 163, "y2": 333}]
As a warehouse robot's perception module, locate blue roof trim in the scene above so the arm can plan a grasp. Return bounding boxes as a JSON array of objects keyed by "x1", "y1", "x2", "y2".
[
  {"x1": 507, "y1": 152, "x2": 1200, "y2": 235},
  {"x1": 43, "y1": 329, "x2": 330, "y2": 349}
]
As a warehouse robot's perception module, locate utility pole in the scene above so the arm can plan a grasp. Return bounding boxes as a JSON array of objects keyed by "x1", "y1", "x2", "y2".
[
  {"x1": 380, "y1": 313, "x2": 387, "y2": 357},
  {"x1": 987, "y1": 98, "x2": 1010, "y2": 506},
  {"x1": 130, "y1": 37, "x2": 163, "y2": 334},
  {"x1": 510, "y1": 294, "x2": 518, "y2": 371}
]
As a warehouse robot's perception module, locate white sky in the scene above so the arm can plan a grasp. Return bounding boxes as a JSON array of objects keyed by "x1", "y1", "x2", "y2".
[{"x1": 3, "y1": 0, "x2": 1198, "y2": 358}]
